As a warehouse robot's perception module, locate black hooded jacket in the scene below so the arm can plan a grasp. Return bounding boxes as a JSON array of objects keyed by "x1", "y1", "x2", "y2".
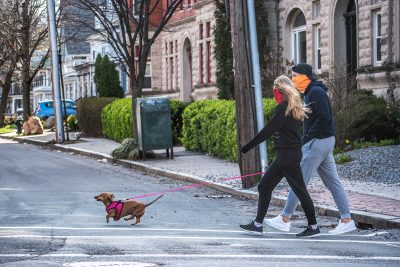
[
  {"x1": 241, "y1": 101, "x2": 302, "y2": 153},
  {"x1": 302, "y1": 80, "x2": 336, "y2": 144}
]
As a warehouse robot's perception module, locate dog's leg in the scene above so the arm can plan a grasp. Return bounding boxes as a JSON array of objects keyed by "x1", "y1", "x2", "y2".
[
  {"x1": 124, "y1": 215, "x2": 135, "y2": 221},
  {"x1": 133, "y1": 213, "x2": 144, "y2": 225},
  {"x1": 106, "y1": 210, "x2": 116, "y2": 223}
]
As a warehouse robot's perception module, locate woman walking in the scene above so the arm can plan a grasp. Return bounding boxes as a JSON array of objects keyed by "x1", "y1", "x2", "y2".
[{"x1": 239, "y1": 75, "x2": 320, "y2": 237}]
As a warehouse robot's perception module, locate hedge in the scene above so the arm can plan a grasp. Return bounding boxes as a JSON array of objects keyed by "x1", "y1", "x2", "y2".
[
  {"x1": 334, "y1": 90, "x2": 400, "y2": 147},
  {"x1": 76, "y1": 97, "x2": 118, "y2": 137},
  {"x1": 101, "y1": 98, "x2": 133, "y2": 142},
  {"x1": 181, "y1": 99, "x2": 277, "y2": 162},
  {"x1": 101, "y1": 98, "x2": 187, "y2": 144}
]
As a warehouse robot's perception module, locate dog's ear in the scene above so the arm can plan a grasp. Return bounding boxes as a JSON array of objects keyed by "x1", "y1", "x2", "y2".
[{"x1": 110, "y1": 193, "x2": 115, "y2": 199}]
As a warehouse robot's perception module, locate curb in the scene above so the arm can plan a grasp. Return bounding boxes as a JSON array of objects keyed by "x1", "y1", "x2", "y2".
[{"x1": 3, "y1": 134, "x2": 400, "y2": 229}]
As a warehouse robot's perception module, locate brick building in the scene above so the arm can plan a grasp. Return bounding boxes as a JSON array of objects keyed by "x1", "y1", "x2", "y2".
[{"x1": 149, "y1": 0, "x2": 218, "y2": 102}]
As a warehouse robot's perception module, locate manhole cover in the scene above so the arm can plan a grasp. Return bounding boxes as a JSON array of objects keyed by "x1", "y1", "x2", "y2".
[{"x1": 64, "y1": 262, "x2": 156, "y2": 267}]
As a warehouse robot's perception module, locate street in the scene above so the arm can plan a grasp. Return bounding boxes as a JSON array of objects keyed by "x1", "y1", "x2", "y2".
[{"x1": 0, "y1": 139, "x2": 399, "y2": 267}]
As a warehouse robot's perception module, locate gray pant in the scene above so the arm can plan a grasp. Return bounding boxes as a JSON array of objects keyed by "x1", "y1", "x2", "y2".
[{"x1": 282, "y1": 136, "x2": 351, "y2": 219}]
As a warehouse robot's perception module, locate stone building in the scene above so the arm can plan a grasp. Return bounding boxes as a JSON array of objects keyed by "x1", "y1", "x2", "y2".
[{"x1": 266, "y1": 0, "x2": 400, "y2": 99}]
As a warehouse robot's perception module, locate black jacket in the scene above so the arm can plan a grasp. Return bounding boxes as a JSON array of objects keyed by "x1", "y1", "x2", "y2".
[
  {"x1": 302, "y1": 80, "x2": 336, "y2": 144},
  {"x1": 241, "y1": 102, "x2": 302, "y2": 153}
]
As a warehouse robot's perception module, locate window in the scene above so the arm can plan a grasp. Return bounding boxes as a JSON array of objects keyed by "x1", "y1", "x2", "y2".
[
  {"x1": 374, "y1": 11, "x2": 382, "y2": 65},
  {"x1": 165, "y1": 40, "x2": 177, "y2": 90},
  {"x1": 133, "y1": 0, "x2": 140, "y2": 15},
  {"x1": 206, "y1": 22, "x2": 211, "y2": 38},
  {"x1": 144, "y1": 63, "x2": 152, "y2": 88},
  {"x1": 169, "y1": 58, "x2": 174, "y2": 89},
  {"x1": 291, "y1": 12, "x2": 307, "y2": 64},
  {"x1": 206, "y1": 41, "x2": 211, "y2": 83},
  {"x1": 313, "y1": 1, "x2": 320, "y2": 20},
  {"x1": 314, "y1": 26, "x2": 321, "y2": 71},
  {"x1": 199, "y1": 43, "x2": 204, "y2": 84},
  {"x1": 199, "y1": 23, "x2": 203, "y2": 40}
]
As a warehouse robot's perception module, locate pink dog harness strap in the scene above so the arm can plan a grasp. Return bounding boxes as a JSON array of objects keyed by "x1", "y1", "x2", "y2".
[{"x1": 106, "y1": 201, "x2": 123, "y2": 220}]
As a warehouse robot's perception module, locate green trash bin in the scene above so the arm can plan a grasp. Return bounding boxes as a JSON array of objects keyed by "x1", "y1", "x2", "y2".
[{"x1": 136, "y1": 97, "x2": 173, "y2": 159}]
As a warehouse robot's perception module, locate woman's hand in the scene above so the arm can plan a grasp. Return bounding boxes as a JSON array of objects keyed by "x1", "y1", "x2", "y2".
[{"x1": 241, "y1": 144, "x2": 251, "y2": 154}]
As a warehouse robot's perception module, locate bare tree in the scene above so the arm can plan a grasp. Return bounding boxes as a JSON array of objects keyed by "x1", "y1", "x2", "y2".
[
  {"x1": 73, "y1": 0, "x2": 183, "y2": 139},
  {"x1": 0, "y1": 0, "x2": 50, "y2": 120},
  {"x1": 0, "y1": 1, "x2": 19, "y2": 127}
]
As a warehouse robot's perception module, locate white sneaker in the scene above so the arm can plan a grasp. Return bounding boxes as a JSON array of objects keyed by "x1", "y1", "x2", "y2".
[
  {"x1": 328, "y1": 220, "x2": 357, "y2": 235},
  {"x1": 264, "y1": 214, "x2": 291, "y2": 232}
]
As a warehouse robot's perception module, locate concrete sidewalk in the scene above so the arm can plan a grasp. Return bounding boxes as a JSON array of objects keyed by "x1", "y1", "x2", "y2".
[{"x1": 1, "y1": 130, "x2": 399, "y2": 229}]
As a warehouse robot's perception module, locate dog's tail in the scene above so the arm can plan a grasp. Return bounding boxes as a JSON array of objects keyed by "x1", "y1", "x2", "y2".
[{"x1": 145, "y1": 195, "x2": 164, "y2": 207}]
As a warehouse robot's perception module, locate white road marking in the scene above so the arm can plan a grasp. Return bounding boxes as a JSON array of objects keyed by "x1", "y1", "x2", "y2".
[
  {"x1": 364, "y1": 231, "x2": 388, "y2": 237},
  {"x1": 0, "y1": 253, "x2": 399, "y2": 261},
  {"x1": 0, "y1": 226, "x2": 378, "y2": 237},
  {"x1": 64, "y1": 262, "x2": 156, "y2": 267},
  {"x1": 0, "y1": 234, "x2": 398, "y2": 245}
]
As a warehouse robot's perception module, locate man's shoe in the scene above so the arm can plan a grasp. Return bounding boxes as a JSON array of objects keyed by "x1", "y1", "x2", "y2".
[
  {"x1": 296, "y1": 226, "x2": 321, "y2": 238},
  {"x1": 328, "y1": 220, "x2": 357, "y2": 235},
  {"x1": 264, "y1": 214, "x2": 291, "y2": 232},
  {"x1": 239, "y1": 221, "x2": 263, "y2": 234}
]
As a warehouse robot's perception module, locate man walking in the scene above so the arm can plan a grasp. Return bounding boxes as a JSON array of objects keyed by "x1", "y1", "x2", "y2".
[{"x1": 265, "y1": 63, "x2": 357, "y2": 235}]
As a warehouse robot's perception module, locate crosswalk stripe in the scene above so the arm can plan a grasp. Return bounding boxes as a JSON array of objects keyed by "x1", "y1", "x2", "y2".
[
  {"x1": 0, "y1": 234, "x2": 398, "y2": 245},
  {"x1": 0, "y1": 253, "x2": 399, "y2": 261}
]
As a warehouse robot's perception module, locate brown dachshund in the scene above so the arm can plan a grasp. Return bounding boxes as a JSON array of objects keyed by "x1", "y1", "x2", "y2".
[{"x1": 94, "y1": 192, "x2": 163, "y2": 225}]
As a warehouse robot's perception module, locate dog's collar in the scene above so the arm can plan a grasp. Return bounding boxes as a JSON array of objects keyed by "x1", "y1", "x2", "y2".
[{"x1": 106, "y1": 201, "x2": 123, "y2": 220}]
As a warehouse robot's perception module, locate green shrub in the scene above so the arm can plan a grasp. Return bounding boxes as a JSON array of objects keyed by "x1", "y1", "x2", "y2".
[
  {"x1": 181, "y1": 99, "x2": 276, "y2": 162},
  {"x1": 335, "y1": 153, "x2": 353, "y2": 164},
  {"x1": 101, "y1": 98, "x2": 133, "y2": 142},
  {"x1": 76, "y1": 97, "x2": 118, "y2": 137},
  {"x1": 0, "y1": 126, "x2": 13, "y2": 134},
  {"x1": 94, "y1": 54, "x2": 124, "y2": 98},
  {"x1": 170, "y1": 100, "x2": 187, "y2": 145},
  {"x1": 335, "y1": 90, "x2": 400, "y2": 147},
  {"x1": 111, "y1": 137, "x2": 155, "y2": 160},
  {"x1": 101, "y1": 98, "x2": 187, "y2": 144},
  {"x1": 112, "y1": 138, "x2": 137, "y2": 159},
  {"x1": 66, "y1": 115, "x2": 79, "y2": 131}
]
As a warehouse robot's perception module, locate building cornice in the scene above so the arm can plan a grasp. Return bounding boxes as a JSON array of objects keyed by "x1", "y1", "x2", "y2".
[
  {"x1": 193, "y1": 0, "x2": 214, "y2": 10},
  {"x1": 167, "y1": 15, "x2": 196, "y2": 28},
  {"x1": 357, "y1": 63, "x2": 400, "y2": 74}
]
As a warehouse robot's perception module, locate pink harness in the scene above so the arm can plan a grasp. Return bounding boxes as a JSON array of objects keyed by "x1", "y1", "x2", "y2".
[{"x1": 106, "y1": 201, "x2": 123, "y2": 220}]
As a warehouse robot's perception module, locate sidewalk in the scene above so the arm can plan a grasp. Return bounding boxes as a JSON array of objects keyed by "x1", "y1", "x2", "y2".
[{"x1": 1, "y1": 130, "x2": 399, "y2": 229}]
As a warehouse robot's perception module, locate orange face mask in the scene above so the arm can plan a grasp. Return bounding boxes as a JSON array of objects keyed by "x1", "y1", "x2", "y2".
[{"x1": 292, "y1": 74, "x2": 311, "y2": 93}]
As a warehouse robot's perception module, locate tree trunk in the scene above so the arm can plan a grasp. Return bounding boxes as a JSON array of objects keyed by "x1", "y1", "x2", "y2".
[
  {"x1": 130, "y1": 66, "x2": 139, "y2": 142},
  {"x1": 22, "y1": 64, "x2": 31, "y2": 121},
  {"x1": 0, "y1": 68, "x2": 14, "y2": 127},
  {"x1": 229, "y1": 0, "x2": 261, "y2": 188}
]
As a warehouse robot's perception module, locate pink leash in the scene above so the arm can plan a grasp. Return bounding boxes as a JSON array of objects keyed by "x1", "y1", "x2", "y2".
[{"x1": 129, "y1": 171, "x2": 265, "y2": 199}]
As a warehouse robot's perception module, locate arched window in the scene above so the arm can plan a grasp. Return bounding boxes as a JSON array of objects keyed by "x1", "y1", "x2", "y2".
[{"x1": 291, "y1": 12, "x2": 307, "y2": 64}]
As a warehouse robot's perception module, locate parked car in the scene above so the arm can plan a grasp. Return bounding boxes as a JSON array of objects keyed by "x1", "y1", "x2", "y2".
[{"x1": 35, "y1": 100, "x2": 76, "y2": 119}]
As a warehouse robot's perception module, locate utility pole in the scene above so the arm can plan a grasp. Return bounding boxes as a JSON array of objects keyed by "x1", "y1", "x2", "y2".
[
  {"x1": 47, "y1": 0, "x2": 64, "y2": 143},
  {"x1": 229, "y1": 0, "x2": 261, "y2": 188},
  {"x1": 246, "y1": 0, "x2": 268, "y2": 172}
]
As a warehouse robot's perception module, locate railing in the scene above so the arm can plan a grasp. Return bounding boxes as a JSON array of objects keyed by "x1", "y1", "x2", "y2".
[{"x1": 31, "y1": 77, "x2": 51, "y2": 89}]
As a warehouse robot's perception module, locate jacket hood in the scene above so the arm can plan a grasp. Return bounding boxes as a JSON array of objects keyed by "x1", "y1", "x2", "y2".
[{"x1": 305, "y1": 80, "x2": 328, "y2": 94}]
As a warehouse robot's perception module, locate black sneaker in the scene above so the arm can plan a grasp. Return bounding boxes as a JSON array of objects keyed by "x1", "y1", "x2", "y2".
[
  {"x1": 296, "y1": 226, "x2": 321, "y2": 238},
  {"x1": 239, "y1": 221, "x2": 263, "y2": 234}
]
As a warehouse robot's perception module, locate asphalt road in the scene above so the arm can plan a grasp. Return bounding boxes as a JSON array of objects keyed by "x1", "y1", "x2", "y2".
[{"x1": 0, "y1": 139, "x2": 399, "y2": 267}]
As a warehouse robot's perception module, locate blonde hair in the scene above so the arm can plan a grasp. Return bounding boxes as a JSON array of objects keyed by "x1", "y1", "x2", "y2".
[{"x1": 273, "y1": 75, "x2": 310, "y2": 121}]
